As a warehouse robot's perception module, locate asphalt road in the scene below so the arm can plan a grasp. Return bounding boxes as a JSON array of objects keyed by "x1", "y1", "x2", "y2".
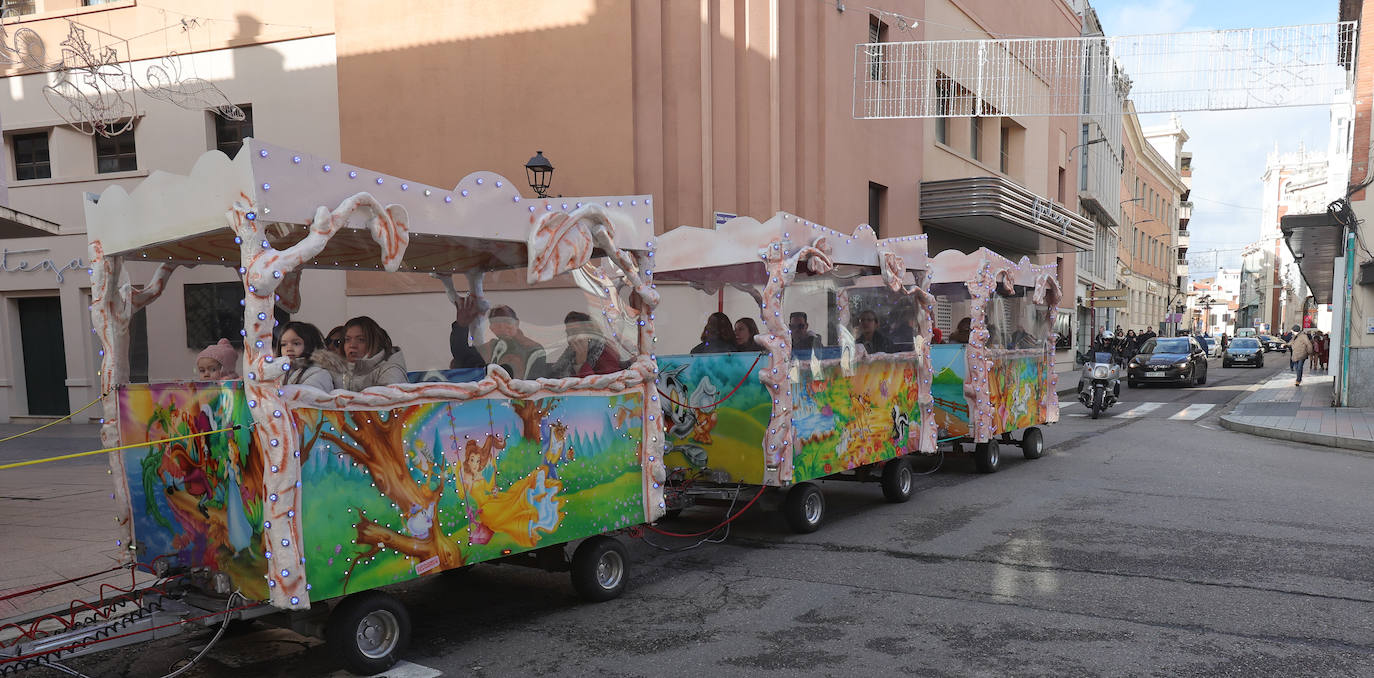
[{"x1": 26, "y1": 353, "x2": 1374, "y2": 677}]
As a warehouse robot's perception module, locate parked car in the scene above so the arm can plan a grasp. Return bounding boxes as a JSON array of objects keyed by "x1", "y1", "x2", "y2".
[
  {"x1": 1202, "y1": 337, "x2": 1220, "y2": 357},
  {"x1": 1235, "y1": 328, "x2": 1258, "y2": 338},
  {"x1": 1257, "y1": 335, "x2": 1285, "y2": 352},
  {"x1": 1127, "y1": 336, "x2": 1210, "y2": 387},
  {"x1": 1223, "y1": 337, "x2": 1265, "y2": 368}
]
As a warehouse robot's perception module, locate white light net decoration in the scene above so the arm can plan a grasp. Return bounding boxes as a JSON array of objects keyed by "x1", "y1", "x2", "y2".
[
  {"x1": 853, "y1": 22, "x2": 1356, "y2": 119},
  {"x1": 1, "y1": 20, "x2": 244, "y2": 137}
]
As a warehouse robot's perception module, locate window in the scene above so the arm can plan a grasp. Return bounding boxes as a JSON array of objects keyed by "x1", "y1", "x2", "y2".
[
  {"x1": 935, "y1": 74, "x2": 951, "y2": 144},
  {"x1": 12, "y1": 132, "x2": 51, "y2": 180},
  {"x1": 185, "y1": 282, "x2": 247, "y2": 350},
  {"x1": 1, "y1": 1, "x2": 36, "y2": 17},
  {"x1": 1000, "y1": 126, "x2": 1011, "y2": 173},
  {"x1": 970, "y1": 117, "x2": 982, "y2": 161},
  {"x1": 213, "y1": 104, "x2": 254, "y2": 158},
  {"x1": 95, "y1": 129, "x2": 137, "y2": 173},
  {"x1": 868, "y1": 181, "x2": 886, "y2": 237},
  {"x1": 868, "y1": 16, "x2": 889, "y2": 81}
]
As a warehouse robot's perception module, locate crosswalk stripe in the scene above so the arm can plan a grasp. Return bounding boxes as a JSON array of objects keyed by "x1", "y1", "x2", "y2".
[
  {"x1": 1168, "y1": 404, "x2": 1214, "y2": 420},
  {"x1": 1119, "y1": 402, "x2": 1164, "y2": 418}
]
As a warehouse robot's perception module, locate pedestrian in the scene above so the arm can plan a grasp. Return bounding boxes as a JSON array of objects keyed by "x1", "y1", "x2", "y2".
[
  {"x1": 1309, "y1": 331, "x2": 1322, "y2": 372},
  {"x1": 1287, "y1": 325, "x2": 1314, "y2": 387},
  {"x1": 1313, "y1": 328, "x2": 1324, "y2": 371}
]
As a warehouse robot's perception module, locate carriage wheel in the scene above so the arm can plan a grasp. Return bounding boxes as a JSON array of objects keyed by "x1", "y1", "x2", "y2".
[
  {"x1": 880, "y1": 458, "x2": 915, "y2": 503},
  {"x1": 326, "y1": 590, "x2": 410, "y2": 675}
]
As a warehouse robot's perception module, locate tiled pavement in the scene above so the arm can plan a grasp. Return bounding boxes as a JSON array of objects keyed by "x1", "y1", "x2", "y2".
[
  {"x1": 0, "y1": 423, "x2": 148, "y2": 637},
  {"x1": 1220, "y1": 373, "x2": 1374, "y2": 453}
]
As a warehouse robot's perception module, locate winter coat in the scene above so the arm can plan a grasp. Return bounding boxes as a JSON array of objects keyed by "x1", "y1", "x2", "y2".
[
  {"x1": 1289, "y1": 332, "x2": 1315, "y2": 362},
  {"x1": 283, "y1": 351, "x2": 341, "y2": 392},
  {"x1": 329, "y1": 349, "x2": 409, "y2": 391}
]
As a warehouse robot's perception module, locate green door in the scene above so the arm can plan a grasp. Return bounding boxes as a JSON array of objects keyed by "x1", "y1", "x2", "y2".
[{"x1": 18, "y1": 297, "x2": 70, "y2": 416}]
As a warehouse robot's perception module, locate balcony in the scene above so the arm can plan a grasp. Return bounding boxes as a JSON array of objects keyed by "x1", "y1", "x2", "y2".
[
  {"x1": 1179, "y1": 201, "x2": 1192, "y2": 227},
  {"x1": 920, "y1": 176, "x2": 1094, "y2": 253},
  {"x1": 1177, "y1": 228, "x2": 1189, "y2": 248},
  {"x1": 1175, "y1": 259, "x2": 1189, "y2": 278}
]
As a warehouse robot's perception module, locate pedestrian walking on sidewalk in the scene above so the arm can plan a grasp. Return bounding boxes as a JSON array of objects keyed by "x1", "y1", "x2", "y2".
[{"x1": 1288, "y1": 325, "x2": 1314, "y2": 386}]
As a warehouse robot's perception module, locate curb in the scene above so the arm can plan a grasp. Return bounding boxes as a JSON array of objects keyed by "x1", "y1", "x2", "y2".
[{"x1": 1219, "y1": 414, "x2": 1374, "y2": 454}]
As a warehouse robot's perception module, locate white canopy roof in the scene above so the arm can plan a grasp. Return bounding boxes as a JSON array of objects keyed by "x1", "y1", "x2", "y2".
[
  {"x1": 83, "y1": 138, "x2": 654, "y2": 273},
  {"x1": 653, "y1": 211, "x2": 927, "y2": 286}
]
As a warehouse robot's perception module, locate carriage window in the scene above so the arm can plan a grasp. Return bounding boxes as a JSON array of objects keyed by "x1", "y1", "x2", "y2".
[
  {"x1": 931, "y1": 282, "x2": 974, "y2": 344},
  {"x1": 437, "y1": 266, "x2": 639, "y2": 383},
  {"x1": 987, "y1": 288, "x2": 1052, "y2": 350},
  {"x1": 652, "y1": 283, "x2": 765, "y2": 356},
  {"x1": 844, "y1": 276, "x2": 917, "y2": 355},
  {"x1": 781, "y1": 276, "x2": 843, "y2": 356}
]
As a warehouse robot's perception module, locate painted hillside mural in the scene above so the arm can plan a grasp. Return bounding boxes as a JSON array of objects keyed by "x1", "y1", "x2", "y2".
[
  {"x1": 658, "y1": 353, "x2": 771, "y2": 485},
  {"x1": 295, "y1": 394, "x2": 645, "y2": 602},
  {"x1": 118, "y1": 382, "x2": 268, "y2": 600},
  {"x1": 790, "y1": 358, "x2": 924, "y2": 482}
]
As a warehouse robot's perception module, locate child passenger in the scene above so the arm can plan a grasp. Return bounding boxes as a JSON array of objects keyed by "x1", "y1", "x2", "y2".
[
  {"x1": 275, "y1": 321, "x2": 339, "y2": 391},
  {"x1": 195, "y1": 339, "x2": 240, "y2": 380},
  {"x1": 327, "y1": 316, "x2": 408, "y2": 390}
]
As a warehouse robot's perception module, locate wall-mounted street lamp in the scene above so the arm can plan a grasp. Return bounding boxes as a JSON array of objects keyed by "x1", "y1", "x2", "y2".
[
  {"x1": 1066, "y1": 136, "x2": 1107, "y2": 163},
  {"x1": 525, "y1": 151, "x2": 554, "y2": 198}
]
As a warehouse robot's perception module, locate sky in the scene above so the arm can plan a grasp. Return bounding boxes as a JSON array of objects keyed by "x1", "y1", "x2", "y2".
[{"x1": 1091, "y1": 0, "x2": 1343, "y2": 270}]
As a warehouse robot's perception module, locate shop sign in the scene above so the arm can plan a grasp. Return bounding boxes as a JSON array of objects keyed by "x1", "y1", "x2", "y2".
[
  {"x1": 1, "y1": 247, "x2": 87, "y2": 284},
  {"x1": 1031, "y1": 197, "x2": 1073, "y2": 234}
]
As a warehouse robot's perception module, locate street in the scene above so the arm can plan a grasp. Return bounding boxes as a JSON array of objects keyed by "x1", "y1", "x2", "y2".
[{"x1": 11, "y1": 355, "x2": 1368, "y2": 677}]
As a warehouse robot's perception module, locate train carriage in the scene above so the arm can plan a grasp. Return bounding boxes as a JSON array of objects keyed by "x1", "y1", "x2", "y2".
[
  {"x1": 650, "y1": 213, "x2": 936, "y2": 532},
  {"x1": 67, "y1": 138, "x2": 666, "y2": 674}
]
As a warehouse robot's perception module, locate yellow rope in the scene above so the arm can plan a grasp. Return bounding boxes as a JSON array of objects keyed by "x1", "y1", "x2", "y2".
[
  {"x1": 0, "y1": 391, "x2": 110, "y2": 444},
  {"x1": 0, "y1": 425, "x2": 244, "y2": 471}
]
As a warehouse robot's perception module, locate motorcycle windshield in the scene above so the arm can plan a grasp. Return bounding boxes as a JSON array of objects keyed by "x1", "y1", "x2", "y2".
[{"x1": 1093, "y1": 352, "x2": 1114, "y2": 363}]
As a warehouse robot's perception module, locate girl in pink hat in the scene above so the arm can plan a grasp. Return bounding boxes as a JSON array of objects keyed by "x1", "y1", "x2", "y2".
[{"x1": 195, "y1": 339, "x2": 240, "y2": 380}]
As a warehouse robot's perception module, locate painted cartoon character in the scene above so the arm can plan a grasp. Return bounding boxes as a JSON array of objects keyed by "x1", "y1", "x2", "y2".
[
  {"x1": 660, "y1": 363, "x2": 699, "y2": 441},
  {"x1": 458, "y1": 433, "x2": 563, "y2": 548},
  {"x1": 890, "y1": 404, "x2": 911, "y2": 450},
  {"x1": 541, "y1": 421, "x2": 575, "y2": 480},
  {"x1": 406, "y1": 502, "x2": 434, "y2": 541}
]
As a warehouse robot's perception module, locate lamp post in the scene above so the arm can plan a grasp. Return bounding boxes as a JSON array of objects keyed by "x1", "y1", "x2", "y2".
[{"x1": 524, "y1": 151, "x2": 554, "y2": 198}]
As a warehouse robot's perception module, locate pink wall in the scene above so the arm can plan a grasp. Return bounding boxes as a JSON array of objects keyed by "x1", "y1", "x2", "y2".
[{"x1": 336, "y1": 0, "x2": 1081, "y2": 266}]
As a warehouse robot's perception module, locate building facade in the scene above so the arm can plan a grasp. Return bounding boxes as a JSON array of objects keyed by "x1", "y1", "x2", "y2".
[
  {"x1": 1117, "y1": 102, "x2": 1187, "y2": 336},
  {"x1": 0, "y1": 1, "x2": 342, "y2": 421},
  {"x1": 330, "y1": 0, "x2": 1093, "y2": 370}
]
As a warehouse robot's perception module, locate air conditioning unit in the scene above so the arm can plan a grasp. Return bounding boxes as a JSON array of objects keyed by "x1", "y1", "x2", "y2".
[{"x1": 1360, "y1": 260, "x2": 1374, "y2": 286}]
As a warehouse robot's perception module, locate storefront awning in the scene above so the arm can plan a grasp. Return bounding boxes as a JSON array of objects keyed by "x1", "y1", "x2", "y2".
[
  {"x1": 1280, "y1": 211, "x2": 1344, "y2": 305},
  {"x1": 919, "y1": 176, "x2": 1094, "y2": 253},
  {"x1": 0, "y1": 205, "x2": 61, "y2": 238}
]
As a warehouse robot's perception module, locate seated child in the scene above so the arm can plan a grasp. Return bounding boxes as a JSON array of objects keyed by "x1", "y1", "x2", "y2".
[
  {"x1": 276, "y1": 321, "x2": 339, "y2": 391},
  {"x1": 196, "y1": 339, "x2": 240, "y2": 380}
]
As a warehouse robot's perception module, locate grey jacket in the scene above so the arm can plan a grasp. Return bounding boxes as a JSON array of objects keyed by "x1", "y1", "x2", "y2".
[
  {"x1": 284, "y1": 350, "x2": 342, "y2": 392},
  {"x1": 328, "y1": 349, "x2": 409, "y2": 391}
]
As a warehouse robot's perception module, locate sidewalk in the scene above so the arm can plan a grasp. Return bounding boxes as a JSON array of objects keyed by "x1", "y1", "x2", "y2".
[
  {"x1": 1219, "y1": 373, "x2": 1374, "y2": 453},
  {"x1": 0, "y1": 423, "x2": 138, "y2": 629}
]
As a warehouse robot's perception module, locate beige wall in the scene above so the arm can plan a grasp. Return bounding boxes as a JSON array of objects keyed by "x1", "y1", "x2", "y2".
[
  {"x1": 334, "y1": 1, "x2": 940, "y2": 238},
  {"x1": 0, "y1": 3, "x2": 341, "y2": 418}
]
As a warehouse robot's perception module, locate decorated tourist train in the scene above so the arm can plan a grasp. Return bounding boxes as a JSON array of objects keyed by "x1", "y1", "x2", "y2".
[
  {"x1": 925, "y1": 247, "x2": 1062, "y2": 469},
  {"x1": 47, "y1": 139, "x2": 666, "y2": 674},
  {"x1": 1, "y1": 141, "x2": 1061, "y2": 676},
  {"x1": 650, "y1": 214, "x2": 939, "y2": 532}
]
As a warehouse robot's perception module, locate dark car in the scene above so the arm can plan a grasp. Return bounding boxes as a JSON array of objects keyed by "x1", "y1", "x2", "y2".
[
  {"x1": 1257, "y1": 335, "x2": 1285, "y2": 352},
  {"x1": 1127, "y1": 336, "x2": 1209, "y2": 387},
  {"x1": 1223, "y1": 337, "x2": 1264, "y2": 368}
]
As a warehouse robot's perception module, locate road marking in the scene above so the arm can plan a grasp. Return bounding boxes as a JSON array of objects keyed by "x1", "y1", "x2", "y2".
[
  {"x1": 1169, "y1": 404, "x2": 1215, "y2": 420},
  {"x1": 1119, "y1": 402, "x2": 1165, "y2": 418},
  {"x1": 326, "y1": 661, "x2": 442, "y2": 678}
]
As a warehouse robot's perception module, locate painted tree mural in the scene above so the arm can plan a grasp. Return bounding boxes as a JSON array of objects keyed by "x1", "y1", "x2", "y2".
[{"x1": 307, "y1": 407, "x2": 466, "y2": 590}]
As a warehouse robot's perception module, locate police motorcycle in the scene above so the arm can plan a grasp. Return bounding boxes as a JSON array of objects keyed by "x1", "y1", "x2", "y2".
[{"x1": 1077, "y1": 333, "x2": 1124, "y2": 419}]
